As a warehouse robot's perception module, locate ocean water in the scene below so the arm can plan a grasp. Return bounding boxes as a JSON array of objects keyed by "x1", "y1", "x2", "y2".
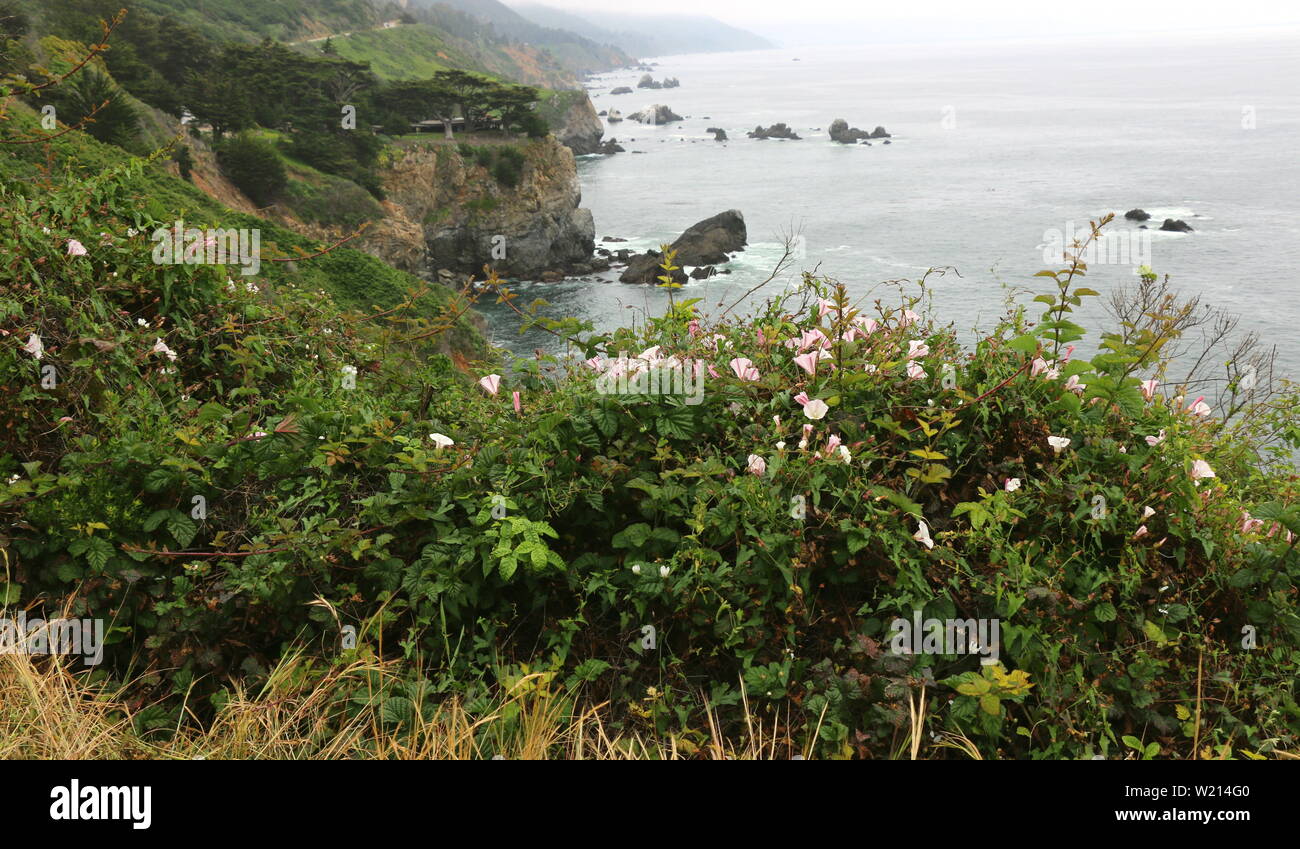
[{"x1": 477, "y1": 30, "x2": 1300, "y2": 380}]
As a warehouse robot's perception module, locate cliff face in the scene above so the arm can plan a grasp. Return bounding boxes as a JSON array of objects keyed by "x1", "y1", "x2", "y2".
[
  {"x1": 366, "y1": 136, "x2": 595, "y2": 280},
  {"x1": 542, "y1": 91, "x2": 605, "y2": 155}
]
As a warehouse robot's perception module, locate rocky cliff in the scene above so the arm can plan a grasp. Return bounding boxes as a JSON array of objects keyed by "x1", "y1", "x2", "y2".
[
  {"x1": 539, "y1": 90, "x2": 605, "y2": 155},
  {"x1": 363, "y1": 136, "x2": 595, "y2": 281}
]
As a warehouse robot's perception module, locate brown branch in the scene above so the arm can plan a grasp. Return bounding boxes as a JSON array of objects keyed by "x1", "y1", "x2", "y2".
[
  {"x1": 120, "y1": 544, "x2": 292, "y2": 558},
  {"x1": 0, "y1": 100, "x2": 108, "y2": 146},
  {"x1": 27, "y1": 10, "x2": 126, "y2": 94},
  {"x1": 267, "y1": 226, "x2": 367, "y2": 263}
]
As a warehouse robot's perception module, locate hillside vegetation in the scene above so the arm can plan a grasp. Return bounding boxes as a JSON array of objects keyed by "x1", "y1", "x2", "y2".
[{"x1": 3, "y1": 5, "x2": 1298, "y2": 762}]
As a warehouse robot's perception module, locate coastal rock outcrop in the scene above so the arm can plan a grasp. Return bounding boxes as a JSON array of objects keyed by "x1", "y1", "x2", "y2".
[
  {"x1": 628, "y1": 104, "x2": 683, "y2": 125},
  {"x1": 748, "y1": 123, "x2": 800, "y2": 139},
  {"x1": 828, "y1": 118, "x2": 868, "y2": 143},
  {"x1": 619, "y1": 210, "x2": 747, "y2": 284},
  {"x1": 595, "y1": 137, "x2": 625, "y2": 154},
  {"x1": 707, "y1": 127, "x2": 728, "y2": 141},
  {"x1": 550, "y1": 93, "x2": 606, "y2": 155},
  {"x1": 371, "y1": 136, "x2": 595, "y2": 280},
  {"x1": 1124, "y1": 208, "x2": 1152, "y2": 221},
  {"x1": 828, "y1": 120, "x2": 889, "y2": 143},
  {"x1": 1160, "y1": 218, "x2": 1194, "y2": 232},
  {"x1": 606, "y1": 109, "x2": 623, "y2": 122},
  {"x1": 636, "y1": 74, "x2": 680, "y2": 89},
  {"x1": 610, "y1": 86, "x2": 633, "y2": 95}
]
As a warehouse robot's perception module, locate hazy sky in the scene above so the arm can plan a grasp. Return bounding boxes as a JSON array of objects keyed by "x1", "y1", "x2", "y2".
[{"x1": 513, "y1": 0, "x2": 1300, "y2": 46}]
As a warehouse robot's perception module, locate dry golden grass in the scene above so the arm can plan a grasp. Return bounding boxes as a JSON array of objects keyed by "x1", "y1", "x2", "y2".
[
  {"x1": 0, "y1": 649, "x2": 825, "y2": 760},
  {"x1": 13, "y1": 651, "x2": 1281, "y2": 760}
]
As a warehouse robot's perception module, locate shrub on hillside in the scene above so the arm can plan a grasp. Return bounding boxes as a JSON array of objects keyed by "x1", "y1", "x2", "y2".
[
  {"x1": 491, "y1": 146, "x2": 525, "y2": 188},
  {"x1": 216, "y1": 133, "x2": 286, "y2": 207},
  {"x1": 4, "y1": 153, "x2": 1299, "y2": 759},
  {"x1": 45, "y1": 68, "x2": 141, "y2": 150}
]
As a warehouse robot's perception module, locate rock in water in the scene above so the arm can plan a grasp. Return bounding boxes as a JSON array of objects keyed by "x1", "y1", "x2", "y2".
[
  {"x1": 1159, "y1": 219, "x2": 1194, "y2": 232},
  {"x1": 619, "y1": 210, "x2": 748, "y2": 284},
  {"x1": 747, "y1": 123, "x2": 801, "y2": 139},
  {"x1": 828, "y1": 118, "x2": 871, "y2": 143},
  {"x1": 706, "y1": 127, "x2": 728, "y2": 141},
  {"x1": 610, "y1": 86, "x2": 633, "y2": 95},
  {"x1": 628, "y1": 104, "x2": 683, "y2": 125},
  {"x1": 1124, "y1": 208, "x2": 1152, "y2": 221}
]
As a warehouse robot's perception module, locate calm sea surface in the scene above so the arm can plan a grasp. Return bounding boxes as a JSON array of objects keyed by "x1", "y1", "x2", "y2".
[{"x1": 477, "y1": 31, "x2": 1300, "y2": 380}]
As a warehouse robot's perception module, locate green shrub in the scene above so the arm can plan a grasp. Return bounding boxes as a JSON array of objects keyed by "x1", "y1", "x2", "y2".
[
  {"x1": 4, "y1": 95, "x2": 1298, "y2": 758},
  {"x1": 45, "y1": 68, "x2": 140, "y2": 150},
  {"x1": 491, "y1": 146, "x2": 524, "y2": 188},
  {"x1": 215, "y1": 133, "x2": 286, "y2": 207},
  {"x1": 282, "y1": 174, "x2": 383, "y2": 230},
  {"x1": 4, "y1": 157, "x2": 1299, "y2": 758},
  {"x1": 175, "y1": 144, "x2": 193, "y2": 181}
]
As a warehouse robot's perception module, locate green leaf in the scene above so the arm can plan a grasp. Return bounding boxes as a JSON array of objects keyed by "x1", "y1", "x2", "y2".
[
  {"x1": 380, "y1": 696, "x2": 414, "y2": 727},
  {"x1": 1142, "y1": 620, "x2": 1168, "y2": 645},
  {"x1": 56, "y1": 561, "x2": 83, "y2": 582},
  {"x1": 612, "y1": 523, "x2": 652, "y2": 549},
  {"x1": 591, "y1": 404, "x2": 619, "y2": 438},
  {"x1": 166, "y1": 513, "x2": 198, "y2": 549},
  {"x1": 1006, "y1": 334, "x2": 1040, "y2": 355},
  {"x1": 655, "y1": 405, "x2": 695, "y2": 440},
  {"x1": 143, "y1": 509, "x2": 170, "y2": 533},
  {"x1": 85, "y1": 537, "x2": 113, "y2": 573},
  {"x1": 571, "y1": 658, "x2": 611, "y2": 683},
  {"x1": 196, "y1": 402, "x2": 232, "y2": 426}
]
